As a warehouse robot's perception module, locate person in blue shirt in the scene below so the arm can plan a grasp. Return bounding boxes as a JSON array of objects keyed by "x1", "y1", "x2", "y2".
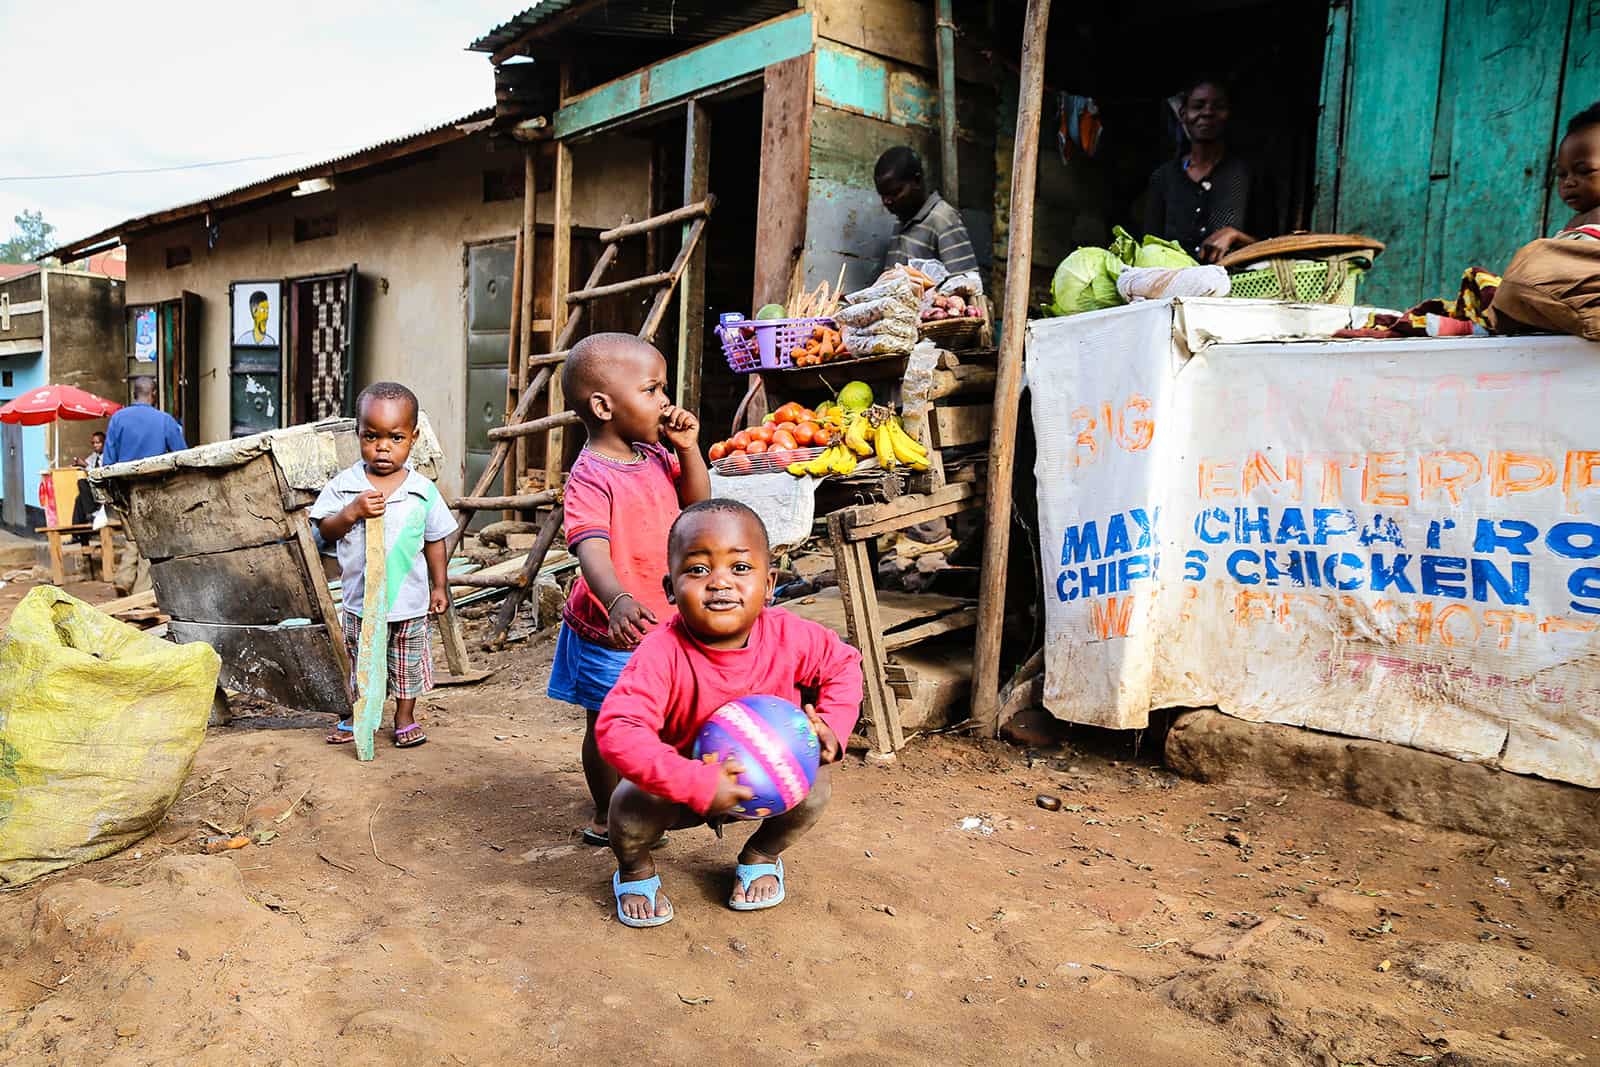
[
  {"x1": 104, "y1": 376, "x2": 187, "y2": 466},
  {"x1": 103, "y1": 375, "x2": 186, "y2": 594}
]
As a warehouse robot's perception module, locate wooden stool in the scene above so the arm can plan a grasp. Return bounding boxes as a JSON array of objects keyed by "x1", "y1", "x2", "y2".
[{"x1": 34, "y1": 521, "x2": 119, "y2": 584}]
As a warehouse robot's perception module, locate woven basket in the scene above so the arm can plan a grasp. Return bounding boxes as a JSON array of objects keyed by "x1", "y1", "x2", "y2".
[
  {"x1": 918, "y1": 315, "x2": 984, "y2": 350},
  {"x1": 1228, "y1": 254, "x2": 1367, "y2": 305}
]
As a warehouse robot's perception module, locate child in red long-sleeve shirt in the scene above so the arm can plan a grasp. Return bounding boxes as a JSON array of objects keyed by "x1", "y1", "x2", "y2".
[{"x1": 596, "y1": 499, "x2": 863, "y2": 928}]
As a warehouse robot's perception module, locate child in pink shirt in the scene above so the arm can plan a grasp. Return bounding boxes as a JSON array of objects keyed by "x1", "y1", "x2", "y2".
[
  {"x1": 597, "y1": 499, "x2": 863, "y2": 927},
  {"x1": 545, "y1": 333, "x2": 710, "y2": 846}
]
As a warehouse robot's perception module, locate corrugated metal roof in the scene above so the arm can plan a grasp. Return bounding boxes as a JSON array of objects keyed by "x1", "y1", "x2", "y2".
[
  {"x1": 469, "y1": 1, "x2": 797, "y2": 57},
  {"x1": 47, "y1": 108, "x2": 494, "y2": 260}
]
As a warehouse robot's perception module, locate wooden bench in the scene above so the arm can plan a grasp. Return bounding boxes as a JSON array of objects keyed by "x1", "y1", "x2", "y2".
[{"x1": 34, "y1": 521, "x2": 120, "y2": 584}]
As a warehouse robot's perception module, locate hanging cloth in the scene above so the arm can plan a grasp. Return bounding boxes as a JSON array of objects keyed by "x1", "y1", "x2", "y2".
[{"x1": 1057, "y1": 93, "x2": 1103, "y2": 163}]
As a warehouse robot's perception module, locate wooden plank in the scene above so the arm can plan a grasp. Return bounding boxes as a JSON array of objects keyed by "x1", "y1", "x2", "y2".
[
  {"x1": 639, "y1": 207, "x2": 715, "y2": 344},
  {"x1": 1550, "y1": 2, "x2": 1600, "y2": 232},
  {"x1": 1327, "y1": 0, "x2": 1447, "y2": 308},
  {"x1": 518, "y1": 148, "x2": 540, "y2": 508},
  {"x1": 150, "y1": 541, "x2": 316, "y2": 626},
  {"x1": 547, "y1": 132, "x2": 574, "y2": 495},
  {"x1": 504, "y1": 226, "x2": 526, "y2": 517},
  {"x1": 488, "y1": 409, "x2": 580, "y2": 441},
  {"x1": 828, "y1": 513, "x2": 904, "y2": 754},
  {"x1": 289, "y1": 508, "x2": 351, "y2": 689},
  {"x1": 490, "y1": 504, "x2": 565, "y2": 641},
  {"x1": 935, "y1": 0, "x2": 959, "y2": 198},
  {"x1": 168, "y1": 620, "x2": 348, "y2": 717},
  {"x1": 931, "y1": 403, "x2": 993, "y2": 449},
  {"x1": 97, "y1": 523, "x2": 116, "y2": 581},
  {"x1": 883, "y1": 608, "x2": 977, "y2": 652},
  {"x1": 552, "y1": 13, "x2": 814, "y2": 139},
  {"x1": 813, "y1": 41, "x2": 939, "y2": 128},
  {"x1": 45, "y1": 530, "x2": 65, "y2": 584},
  {"x1": 929, "y1": 363, "x2": 997, "y2": 400},
  {"x1": 839, "y1": 482, "x2": 979, "y2": 541},
  {"x1": 598, "y1": 198, "x2": 715, "y2": 243},
  {"x1": 566, "y1": 271, "x2": 673, "y2": 304},
  {"x1": 115, "y1": 453, "x2": 290, "y2": 560},
  {"x1": 1311, "y1": 0, "x2": 1352, "y2": 231},
  {"x1": 812, "y1": 0, "x2": 935, "y2": 70},
  {"x1": 1435, "y1": 0, "x2": 1565, "y2": 296},
  {"x1": 454, "y1": 490, "x2": 560, "y2": 512},
  {"x1": 753, "y1": 52, "x2": 814, "y2": 312},
  {"x1": 677, "y1": 100, "x2": 710, "y2": 412},
  {"x1": 972, "y1": 0, "x2": 1049, "y2": 737},
  {"x1": 784, "y1": 586, "x2": 969, "y2": 639},
  {"x1": 451, "y1": 571, "x2": 530, "y2": 590},
  {"x1": 438, "y1": 599, "x2": 472, "y2": 676}
]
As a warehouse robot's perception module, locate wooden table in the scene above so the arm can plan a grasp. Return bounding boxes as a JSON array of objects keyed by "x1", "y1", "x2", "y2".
[
  {"x1": 822, "y1": 481, "x2": 984, "y2": 757},
  {"x1": 34, "y1": 521, "x2": 119, "y2": 584}
]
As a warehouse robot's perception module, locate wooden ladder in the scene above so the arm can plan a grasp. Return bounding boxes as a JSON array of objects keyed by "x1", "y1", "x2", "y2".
[{"x1": 445, "y1": 194, "x2": 718, "y2": 642}]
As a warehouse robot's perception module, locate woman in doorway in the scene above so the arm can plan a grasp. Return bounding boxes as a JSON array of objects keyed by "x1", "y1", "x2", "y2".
[{"x1": 1143, "y1": 77, "x2": 1275, "y2": 263}]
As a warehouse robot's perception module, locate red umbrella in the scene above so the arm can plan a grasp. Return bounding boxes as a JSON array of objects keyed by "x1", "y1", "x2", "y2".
[{"x1": 0, "y1": 384, "x2": 121, "y2": 426}]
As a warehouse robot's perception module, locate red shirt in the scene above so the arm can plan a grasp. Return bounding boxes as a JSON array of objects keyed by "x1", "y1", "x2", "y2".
[
  {"x1": 596, "y1": 609, "x2": 864, "y2": 814},
  {"x1": 562, "y1": 444, "x2": 682, "y2": 647}
]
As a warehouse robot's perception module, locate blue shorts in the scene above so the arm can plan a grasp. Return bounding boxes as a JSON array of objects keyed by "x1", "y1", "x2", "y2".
[{"x1": 547, "y1": 623, "x2": 634, "y2": 712}]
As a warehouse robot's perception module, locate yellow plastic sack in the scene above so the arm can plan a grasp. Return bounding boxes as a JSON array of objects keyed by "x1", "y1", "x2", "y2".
[{"x1": 0, "y1": 586, "x2": 220, "y2": 886}]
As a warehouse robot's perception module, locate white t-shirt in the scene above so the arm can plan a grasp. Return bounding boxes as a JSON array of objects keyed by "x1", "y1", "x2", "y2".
[{"x1": 309, "y1": 463, "x2": 456, "y2": 621}]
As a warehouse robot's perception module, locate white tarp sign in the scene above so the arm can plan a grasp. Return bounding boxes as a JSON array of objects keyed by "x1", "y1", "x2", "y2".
[{"x1": 1028, "y1": 298, "x2": 1600, "y2": 788}]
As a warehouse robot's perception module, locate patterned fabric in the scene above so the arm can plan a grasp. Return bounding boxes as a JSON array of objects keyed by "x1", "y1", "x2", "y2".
[
  {"x1": 309, "y1": 276, "x2": 348, "y2": 419},
  {"x1": 1335, "y1": 268, "x2": 1503, "y2": 339},
  {"x1": 884, "y1": 192, "x2": 979, "y2": 274},
  {"x1": 343, "y1": 611, "x2": 434, "y2": 700}
]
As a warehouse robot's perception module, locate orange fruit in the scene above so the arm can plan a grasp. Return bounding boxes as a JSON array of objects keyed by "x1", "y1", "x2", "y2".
[{"x1": 709, "y1": 442, "x2": 728, "y2": 461}]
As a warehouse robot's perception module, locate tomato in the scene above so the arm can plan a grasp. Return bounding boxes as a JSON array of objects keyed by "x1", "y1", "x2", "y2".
[
  {"x1": 731, "y1": 431, "x2": 752, "y2": 450},
  {"x1": 772, "y1": 429, "x2": 798, "y2": 451},
  {"x1": 776, "y1": 420, "x2": 797, "y2": 434},
  {"x1": 799, "y1": 408, "x2": 817, "y2": 422},
  {"x1": 751, "y1": 425, "x2": 775, "y2": 444},
  {"x1": 708, "y1": 441, "x2": 727, "y2": 461},
  {"x1": 774, "y1": 402, "x2": 805, "y2": 424},
  {"x1": 746, "y1": 440, "x2": 768, "y2": 454},
  {"x1": 727, "y1": 453, "x2": 752, "y2": 471}
]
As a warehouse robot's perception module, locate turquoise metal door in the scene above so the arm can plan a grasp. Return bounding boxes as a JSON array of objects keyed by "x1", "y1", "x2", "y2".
[{"x1": 1316, "y1": 0, "x2": 1600, "y2": 309}]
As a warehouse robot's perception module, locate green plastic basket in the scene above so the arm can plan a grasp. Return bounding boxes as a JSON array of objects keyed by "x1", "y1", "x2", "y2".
[{"x1": 1227, "y1": 257, "x2": 1366, "y2": 305}]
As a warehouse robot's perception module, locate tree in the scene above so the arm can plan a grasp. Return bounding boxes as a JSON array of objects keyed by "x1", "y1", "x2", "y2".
[{"x1": 0, "y1": 210, "x2": 57, "y2": 264}]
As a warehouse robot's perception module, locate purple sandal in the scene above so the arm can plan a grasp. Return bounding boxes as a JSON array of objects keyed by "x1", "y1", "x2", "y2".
[{"x1": 392, "y1": 723, "x2": 428, "y2": 748}]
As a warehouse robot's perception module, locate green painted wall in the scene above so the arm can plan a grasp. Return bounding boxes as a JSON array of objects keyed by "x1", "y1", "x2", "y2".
[{"x1": 1317, "y1": 0, "x2": 1600, "y2": 309}]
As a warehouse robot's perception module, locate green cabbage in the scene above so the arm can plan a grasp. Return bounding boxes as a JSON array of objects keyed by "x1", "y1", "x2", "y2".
[
  {"x1": 1048, "y1": 247, "x2": 1126, "y2": 316},
  {"x1": 1134, "y1": 233, "x2": 1198, "y2": 269},
  {"x1": 1110, "y1": 225, "x2": 1140, "y2": 266}
]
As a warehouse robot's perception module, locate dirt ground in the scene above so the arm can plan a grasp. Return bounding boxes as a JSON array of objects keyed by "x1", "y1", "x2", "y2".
[{"x1": 1, "y1": 585, "x2": 1598, "y2": 1066}]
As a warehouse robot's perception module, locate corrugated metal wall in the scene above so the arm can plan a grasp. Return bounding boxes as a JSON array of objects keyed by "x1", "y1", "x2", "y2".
[{"x1": 1315, "y1": 0, "x2": 1600, "y2": 309}]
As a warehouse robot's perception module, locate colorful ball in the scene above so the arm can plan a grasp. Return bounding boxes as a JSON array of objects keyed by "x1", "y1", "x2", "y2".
[{"x1": 692, "y1": 695, "x2": 821, "y2": 820}]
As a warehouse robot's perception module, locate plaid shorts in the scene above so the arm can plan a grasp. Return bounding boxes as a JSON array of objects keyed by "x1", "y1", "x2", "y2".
[{"x1": 342, "y1": 612, "x2": 434, "y2": 700}]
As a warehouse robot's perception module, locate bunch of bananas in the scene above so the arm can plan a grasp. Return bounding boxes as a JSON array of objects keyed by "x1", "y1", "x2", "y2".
[
  {"x1": 788, "y1": 403, "x2": 931, "y2": 478},
  {"x1": 845, "y1": 405, "x2": 930, "y2": 471},
  {"x1": 788, "y1": 442, "x2": 859, "y2": 477}
]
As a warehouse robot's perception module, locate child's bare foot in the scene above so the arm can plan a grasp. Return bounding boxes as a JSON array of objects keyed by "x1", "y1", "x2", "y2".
[{"x1": 614, "y1": 860, "x2": 672, "y2": 926}]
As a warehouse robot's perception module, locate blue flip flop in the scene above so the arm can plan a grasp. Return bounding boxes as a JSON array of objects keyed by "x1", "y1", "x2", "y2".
[
  {"x1": 613, "y1": 871, "x2": 673, "y2": 928},
  {"x1": 728, "y1": 858, "x2": 785, "y2": 912}
]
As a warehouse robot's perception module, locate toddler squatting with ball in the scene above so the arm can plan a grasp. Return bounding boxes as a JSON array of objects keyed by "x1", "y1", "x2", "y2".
[{"x1": 596, "y1": 499, "x2": 864, "y2": 928}]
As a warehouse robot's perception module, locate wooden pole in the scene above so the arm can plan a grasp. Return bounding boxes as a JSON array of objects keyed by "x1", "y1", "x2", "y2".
[
  {"x1": 502, "y1": 228, "x2": 525, "y2": 521},
  {"x1": 935, "y1": 0, "x2": 960, "y2": 202},
  {"x1": 971, "y1": 0, "x2": 1051, "y2": 736},
  {"x1": 517, "y1": 145, "x2": 538, "y2": 499},
  {"x1": 677, "y1": 100, "x2": 710, "y2": 412},
  {"x1": 547, "y1": 62, "x2": 575, "y2": 492}
]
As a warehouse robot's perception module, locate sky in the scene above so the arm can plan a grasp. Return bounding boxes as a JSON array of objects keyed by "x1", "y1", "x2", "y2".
[{"x1": 0, "y1": 0, "x2": 527, "y2": 253}]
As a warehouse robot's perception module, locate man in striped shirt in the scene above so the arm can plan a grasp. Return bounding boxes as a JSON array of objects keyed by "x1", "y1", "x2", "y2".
[{"x1": 875, "y1": 146, "x2": 978, "y2": 274}]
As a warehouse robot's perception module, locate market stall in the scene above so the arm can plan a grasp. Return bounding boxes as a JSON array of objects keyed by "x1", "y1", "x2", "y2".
[{"x1": 702, "y1": 265, "x2": 997, "y2": 757}]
